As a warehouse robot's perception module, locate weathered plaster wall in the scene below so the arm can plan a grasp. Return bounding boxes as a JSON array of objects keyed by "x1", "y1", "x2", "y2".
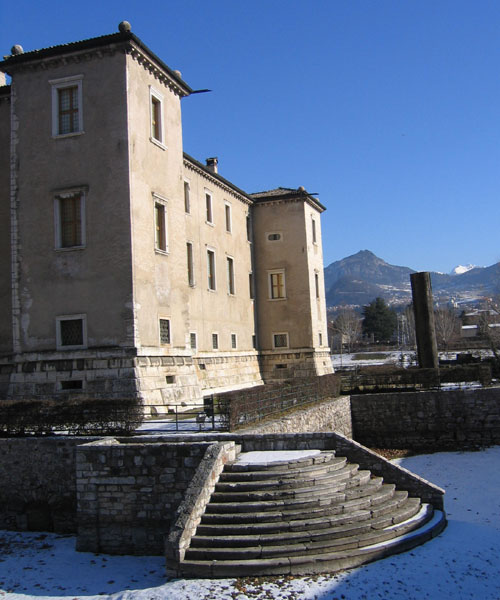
[
  {"x1": 351, "y1": 387, "x2": 500, "y2": 450},
  {"x1": 11, "y1": 51, "x2": 134, "y2": 353}
]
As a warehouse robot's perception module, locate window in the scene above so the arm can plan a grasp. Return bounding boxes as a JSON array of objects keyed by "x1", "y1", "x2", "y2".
[
  {"x1": 319, "y1": 332, "x2": 323, "y2": 346},
  {"x1": 187, "y1": 242, "x2": 195, "y2": 286},
  {"x1": 246, "y1": 215, "x2": 252, "y2": 242},
  {"x1": 225, "y1": 203, "x2": 232, "y2": 233},
  {"x1": 252, "y1": 334, "x2": 257, "y2": 349},
  {"x1": 227, "y1": 256, "x2": 235, "y2": 295},
  {"x1": 54, "y1": 190, "x2": 85, "y2": 249},
  {"x1": 273, "y1": 332, "x2": 289, "y2": 349},
  {"x1": 212, "y1": 333, "x2": 219, "y2": 350},
  {"x1": 149, "y1": 87, "x2": 165, "y2": 146},
  {"x1": 312, "y1": 217, "x2": 317, "y2": 244},
  {"x1": 56, "y1": 315, "x2": 87, "y2": 350},
  {"x1": 269, "y1": 270, "x2": 286, "y2": 300},
  {"x1": 159, "y1": 319, "x2": 171, "y2": 345},
  {"x1": 51, "y1": 75, "x2": 83, "y2": 137},
  {"x1": 231, "y1": 333, "x2": 237, "y2": 349},
  {"x1": 190, "y1": 332, "x2": 197, "y2": 350},
  {"x1": 153, "y1": 194, "x2": 168, "y2": 253},
  {"x1": 184, "y1": 181, "x2": 190, "y2": 213},
  {"x1": 206, "y1": 193, "x2": 213, "y2": 224},
  {"x1": 207, "y1": 249, "x2": 216, "y2": 290},
  {"x1": 267, "y1": 233, "x2": 281, "y2": 241},
  {"x1": 249, "y1": 273, "x2": 254, "y2": 299},
  {"x1": 315, "y1": 272, "x2": 320, "y2": 299},
  {"x1": 61, "y1": 380, "x2": 83, "y2": 391}
]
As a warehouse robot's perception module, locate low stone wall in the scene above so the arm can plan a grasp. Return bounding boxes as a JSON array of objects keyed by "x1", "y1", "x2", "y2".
[
  {"x1": 0, "y1": 437, "x2": 96, "y2": 532},
  {"x1": 351, "y1": 387, "x2": 500, "y2": 451},
  {"x1": 76, "y1": 439, "x2": 214, "y2": 555},
  {"x1": 238, "y1": 396, "x2": 352, "y2": 438},
  {"x1": 166, "y1": 441, "x2": 236, "y2": 575}
]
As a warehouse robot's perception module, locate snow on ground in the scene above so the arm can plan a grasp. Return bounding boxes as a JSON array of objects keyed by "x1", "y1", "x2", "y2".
[{"x1": 2, "y1": 447, "x2": 500, "y2": 600}]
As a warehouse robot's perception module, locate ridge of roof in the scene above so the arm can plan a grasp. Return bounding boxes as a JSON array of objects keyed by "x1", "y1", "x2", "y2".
[{"x1": 0, "y1": 30, "x2": 192, "y2": 95}]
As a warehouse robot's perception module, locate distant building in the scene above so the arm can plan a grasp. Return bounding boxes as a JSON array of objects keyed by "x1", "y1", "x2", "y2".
[{"x1": 0, "y1": 24, "x2": 332, "y2": 412}]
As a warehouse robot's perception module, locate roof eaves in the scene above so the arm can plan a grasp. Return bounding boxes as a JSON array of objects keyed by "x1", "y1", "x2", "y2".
[
  {"x1": 0, "y1": 31, "x2": 192, "y2": 95},
  {"x1": 183, "y1": 152, "x2": 252, "y2": 202}
]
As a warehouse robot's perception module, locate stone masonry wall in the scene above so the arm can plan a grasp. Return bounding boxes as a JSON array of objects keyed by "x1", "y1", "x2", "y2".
[
  {"x1": 76, "y1": 439, "x2": 213, "y2": 555},
  {"x1": 0, "y1": 437, "x2": 96, "y2": 532},
  {"x1": 351, "y1": 387, "x2": 500, "y2": 451},
  {"x1": 238, "y1": 396, "x2": 352, "y2": 438}
]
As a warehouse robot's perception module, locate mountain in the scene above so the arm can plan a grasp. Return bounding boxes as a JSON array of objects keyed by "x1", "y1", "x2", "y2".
[
  {"x1": 451, "y1": 264, "x2": 477, "y2": 275},
  {"x1": 324, "y1": 250, "x2": 500, "y2": 309}
]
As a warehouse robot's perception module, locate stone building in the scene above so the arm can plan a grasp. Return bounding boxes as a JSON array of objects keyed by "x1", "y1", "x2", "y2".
[{"x1": 0, "y1": 23, "x2": 332, "y2": 413}]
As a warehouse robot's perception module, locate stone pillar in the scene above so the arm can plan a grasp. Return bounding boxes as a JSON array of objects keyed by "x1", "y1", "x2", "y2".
[{"x1": 410, "y1": 272, "x2": 439, "y2": 369}]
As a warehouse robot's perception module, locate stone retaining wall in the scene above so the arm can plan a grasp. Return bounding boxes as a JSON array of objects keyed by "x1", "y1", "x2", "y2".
[
  {"x1": 350, "y1": 387, "x2": 500, "y2": 451},
  {"x1": 237, "y1": 396, "x2": 352, "y2": 438},
  {"x1": 0, "y1": 437, "x2": 96, "y2": 532},
  {"x1": 76, "y1": 439, "x2": 214, "y2": 555}
]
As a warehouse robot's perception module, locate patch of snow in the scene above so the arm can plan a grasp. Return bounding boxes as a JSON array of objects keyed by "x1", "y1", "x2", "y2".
[
  {"x1": 2, "y1": 447, "x2": 500, "y2": 599},
  {"x1": 451, "y1": 264, "x2": 477, "y2": 275},
  {"x1": 235, "y1": 450, "x2": 321, "y2": 464}
]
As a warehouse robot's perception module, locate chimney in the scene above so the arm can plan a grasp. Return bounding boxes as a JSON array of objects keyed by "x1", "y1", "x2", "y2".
[{"x1": 206, "y1": 157, "x2": 218, "y2": 174}]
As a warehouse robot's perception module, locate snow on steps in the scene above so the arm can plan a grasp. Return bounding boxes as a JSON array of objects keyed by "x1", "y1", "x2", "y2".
[{"x1": 176, "y1": 450, "x2": 447, "y2": 577}]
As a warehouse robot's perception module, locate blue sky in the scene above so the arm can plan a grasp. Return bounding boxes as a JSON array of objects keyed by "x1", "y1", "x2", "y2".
[{"x1": 2, "y1": 0, "x2": 499, "y2": 273}]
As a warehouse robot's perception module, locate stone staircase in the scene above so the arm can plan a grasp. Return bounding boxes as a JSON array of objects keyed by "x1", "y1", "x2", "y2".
[{"x1": 177, "y1": 450, "x2": 446, "y2": 577}]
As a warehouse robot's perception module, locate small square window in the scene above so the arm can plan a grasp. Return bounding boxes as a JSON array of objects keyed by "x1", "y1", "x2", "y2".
[
  {"x1": 231, "y1": 333, "x2": 237, "y2": 349},
  {"x1": 56, "y1": 315, "x2": 87, "y2": 350},
  {"x1": 267, "y1": 233, "x2": 281, "y2": 241},
  {"x1": 212, "y1": 333, "x2": 219, "y2": 350},
  {"x1": 184, "y1": 181, "x2": 190, "y2": 213},
  {"x1": 190, "y1": 332, "x2": 197, "y2": 349},
  {"x1": 50, "y1": 75, "x2": 83, "y2": 137},
  {"x1": 273, "y1": 333, "x2": 289, "y2": 349},
  {"x1": 159, "y1": 319, "x2": 171, "y2": 345}
]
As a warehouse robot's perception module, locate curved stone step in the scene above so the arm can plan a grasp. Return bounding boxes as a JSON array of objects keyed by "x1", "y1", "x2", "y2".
[
  {"x1": 215, "y1": 464, "x2": 368, "y2": 493},
  {"x1": 220, "y1": 456, "x2": 348, "y2": 482},
  {"x1": 191, "y1": 497, "x2": 423, "y2": 549},
  {"x1": 188, "y1": 502, "x2": 432, "y2": 561},
  {"x1": 180, "y1": 508, "x2": 447, "y2": 578},
  {"x1": 226, "y1": 451, "x2": 337, "y2": 473},
  {"x1": 210, "y1": 465, "x2": 364, "y2": 503},
  {"x1": 204, "y1": 480, "x2": 395, "y2": 515}
]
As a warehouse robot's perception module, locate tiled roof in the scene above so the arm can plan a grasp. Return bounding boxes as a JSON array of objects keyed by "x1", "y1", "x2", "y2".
[
  {"x1": 0, "y1": 30, "x2": 192, "y2": 94},
  {"x1": 250, "y1": 187, "x2": 326, "y2": 211}
]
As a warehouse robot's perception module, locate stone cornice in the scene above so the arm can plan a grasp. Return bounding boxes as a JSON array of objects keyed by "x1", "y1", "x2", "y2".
[
  {"x1": 183, "y1": 156, "x2": 252, "y2": 205},
  {"x1": 252, "y1": 196, "x2": 325, "y2": 213}
]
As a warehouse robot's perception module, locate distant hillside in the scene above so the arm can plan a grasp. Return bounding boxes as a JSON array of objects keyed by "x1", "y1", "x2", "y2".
[{"x1": 324, "y1": 250, "x2": 500, "y2": 309}]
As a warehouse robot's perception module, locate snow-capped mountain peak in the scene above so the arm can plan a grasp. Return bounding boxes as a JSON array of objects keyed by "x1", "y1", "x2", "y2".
[{"x1": 451, "y1": 264, "x2": 476, "y2": 275}]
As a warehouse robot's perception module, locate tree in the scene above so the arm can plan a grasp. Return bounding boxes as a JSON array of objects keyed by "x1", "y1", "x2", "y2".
[
  {"x1": 330, "y1": 309, "x2": 361, "y2": 352},
  {"x1": 434, "y1": 308, "x2": 459, "y2": 350},
  {"x1": 362, "y1": 297, "x2": 397, "y2": 342}
]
